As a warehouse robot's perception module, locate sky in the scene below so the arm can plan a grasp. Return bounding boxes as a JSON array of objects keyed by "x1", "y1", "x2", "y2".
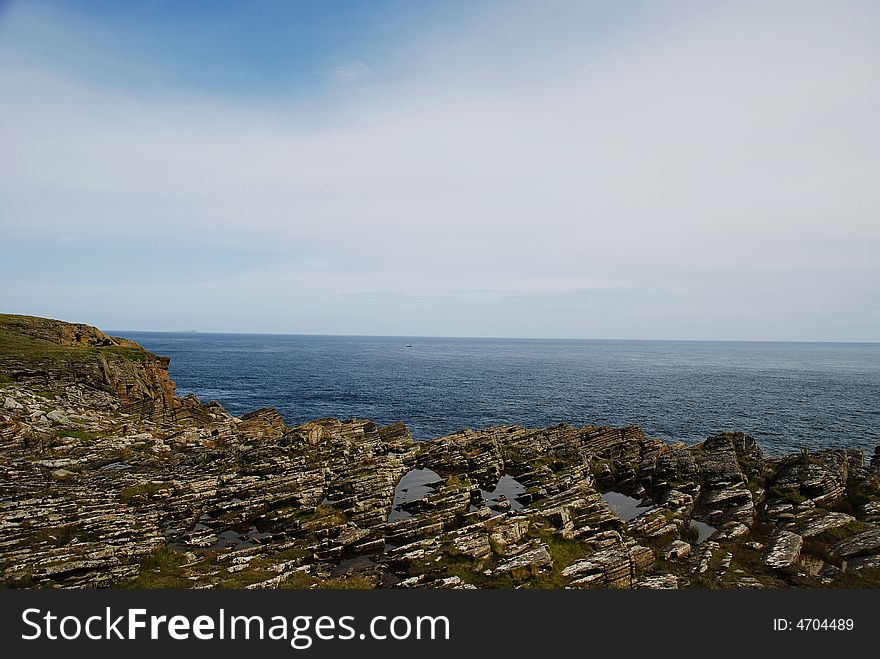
[{"x1": 1, "y1": 0, "x2": 878, "y2": 340}]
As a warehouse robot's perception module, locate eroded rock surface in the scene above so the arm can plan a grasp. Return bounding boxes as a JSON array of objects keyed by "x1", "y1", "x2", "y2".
[{"x1": 2, "y1": 314, "x2": 880, "y2": 589}]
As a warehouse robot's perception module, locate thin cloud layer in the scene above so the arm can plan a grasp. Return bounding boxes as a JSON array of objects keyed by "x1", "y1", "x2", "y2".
[{"x1": 1, "y1": 0, "x2": 878, "y2": 339}]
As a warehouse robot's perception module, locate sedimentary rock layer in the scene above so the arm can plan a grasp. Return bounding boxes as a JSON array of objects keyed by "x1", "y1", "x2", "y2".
[{"x1": 1, "y1": 314, "x2": 879, "y2": 589}]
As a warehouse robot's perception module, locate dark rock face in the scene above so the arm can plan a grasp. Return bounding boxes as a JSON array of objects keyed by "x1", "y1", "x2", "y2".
[{"x1": 1, "y1": 314, "x2": 879, "y2": 589}]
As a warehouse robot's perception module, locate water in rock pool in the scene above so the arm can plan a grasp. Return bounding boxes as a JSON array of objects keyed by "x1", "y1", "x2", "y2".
[
  {"x1": 388, "y1": 469, "x2": 442, "y2": 522},
  {"x1": 479, "y1": 474, "x2": 525, "y2": 513},
  {"x1": 601, "y1": 491, "x2": 716, "y2": 543},
  {"x1": 601, "y1": 491, "x2": 654, "y2": 522},
  {"x1": 688, "y1": 519, "x2": 716, "y2": 544},
  {"x1": 117, "y1": 331, "x2": 880, "y2": 455}
]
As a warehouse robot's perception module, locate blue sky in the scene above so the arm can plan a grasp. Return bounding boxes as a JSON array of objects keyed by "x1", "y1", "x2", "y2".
[
  {"x1": 0, "y1": 1, "x2": 460, "y2": 95},
  {"x1": 1, "y1": 0, "x2": 879, "y2": 340}
]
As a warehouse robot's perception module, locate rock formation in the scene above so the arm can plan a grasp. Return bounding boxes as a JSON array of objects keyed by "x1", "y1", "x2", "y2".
[{"x1": 1, "y1": 313, "x2": 879, "y2": 589}]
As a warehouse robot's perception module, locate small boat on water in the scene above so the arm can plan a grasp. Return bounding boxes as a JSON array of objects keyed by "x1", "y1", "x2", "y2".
[{"x1": 405, "y1": 343, "x2": 413, "y2": 348}]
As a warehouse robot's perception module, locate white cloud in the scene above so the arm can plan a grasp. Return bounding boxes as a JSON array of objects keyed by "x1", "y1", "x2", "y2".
[
  {"x1": 1, "y1": 0, "x2": 879, "y2": 338},
  {"x1": 321, "y1": 60, "x2": 371, "y2": 83}
]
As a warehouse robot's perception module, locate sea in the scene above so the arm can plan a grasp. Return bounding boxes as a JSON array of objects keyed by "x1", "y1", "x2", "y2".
[{"x1": 115, "y1": 332, "x2": 880, "y2": 456}]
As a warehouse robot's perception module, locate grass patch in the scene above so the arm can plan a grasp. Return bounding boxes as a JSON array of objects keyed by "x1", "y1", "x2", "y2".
[
  {"x1": 845, "y1": 481, "x2": 880, "y2": 509},
  {"x1": 0, "y1": 327, "x2": 95, "y2": 363},
  {"x1": 26, "y1": 524, "x2": 80, "y2": 548},
  {"x1": 746, "y1": 479, "x2": 764, "y2": 495},
  {"x1": 681, "y1": 523, "x2": 700, "y2": 544},
  {"x1": 826, "y1": 567, "x2": 880, "y2": 588},
  {"x1": 120, "y1": 482, "x2": 169, "y2": 504},
  {"x1": 767, "y1": 485, "x2": 806, "y2": 505},
  {"x1": 279, "y1": 573, "x2": 379, "y2": 589},
  {"x1": 444, "y1": 474, "x2": 471, "y2": 489},
  {"x1": 263, "y1": 503, "x2": 348, "y2": 531},
  {"x1": 126, "y1": 545, "x2": 323, "y2": 589},
  {"x1": 99, "y1": 346, "x2": 153, "y2": 363},
  {"x1": 57, "y1": 429, "x2": 101, "y2": 441},
  {"x1": 0, "y1": 315, "x2": 155, "y2": 367},
  {"x1": 811, "y1": 520, "x2": 869, "y2": 545},
  {"x1": 125, "y1": 547, "x2": 190, "y2": 588},
  {"x1": 439, "y1": 528, "x2": 594, "y2": 589},
  {"x1": 0, "y1": 573, "x2": 36, "y2": 588},
  {"x1": 530, "y1": 534, "x2": 591, "y2": 588},
  {"x1": 300, "y1": 503, "x2": 348, "y2": 525},
  {"x1": 425, "y1": 553, "x2": 515, "y2": 588}
]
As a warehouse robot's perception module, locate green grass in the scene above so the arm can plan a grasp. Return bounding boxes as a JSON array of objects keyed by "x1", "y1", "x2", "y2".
[
  {"x1": 845, "y1": 481, "x2": 880, "y2": 509},
  {"x1": 767, "y1": 485, "x2": 806, "y2": 505},
  {"x1": 0, "y1": 327, "x2": 94, "y2": 362},
  {"x1": 532, "y1": 534, "x2": 591, "y2": 588},
  {"x1": 444, "y1": 474, "x2": 471, "y2": 488},
  {"x1": 119, "y1": 482, "x2": 169, "y2": 504},
  {"x1": 681, "y1": 523, "x2": 700, "y2": 544},
  {"x1": 124, "y1": 547, "x2": 190, "y2": 588},
  {"x1": 98, "y1": 346, "x2": 153, "y2": 363},
  {"x1": 811, "y1": 520, "x2": 869, "y2": 545},
  {"x1": 0, "y1": 315, "x2": 154, "y2": 366},
  {"x1": 122, "y1": 545, "x2": 373, "y2": 590},
  {"x1": 417, "y1": 552, "x2": 514, "y2": 588},
  {"x1": 745, "y1": 479, "x2": 764, "y2": 495},
  {"x1": 420, "y1": 528, "x2": 596, "y2": 589},
  {"x1": 26, "y1": 524, "x2": 80, "y2": 548},
  {"x1": 825, "y1": 567, "x2": 880, "y2": 588},
  {"x1": 279, "y1": 573, "x2": 379, "y2": 589},
  {"x1": 57, "y1": 429, "x2": 102, "y2": 441}
]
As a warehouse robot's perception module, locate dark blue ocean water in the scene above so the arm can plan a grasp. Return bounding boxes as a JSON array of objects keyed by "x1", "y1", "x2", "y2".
[{"x1": 116, "y1": 332, "x2": 880, "y2": 456}]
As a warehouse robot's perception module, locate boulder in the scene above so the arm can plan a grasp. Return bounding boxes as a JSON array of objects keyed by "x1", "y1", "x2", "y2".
[
  {"x1": 763, "y1": 530, "x2": 803, "y2": 569},
  {"x1": 832, "y1": 527, "x2": 880, "y2": 560},
  {"x1": 663, "y1": 540, "x2": 691, "y2": 561}
]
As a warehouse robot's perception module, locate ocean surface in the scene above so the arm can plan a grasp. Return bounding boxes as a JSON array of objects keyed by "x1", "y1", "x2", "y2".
[{"x1": 116, "y1": 332, "x2": 880, "y2": 456}]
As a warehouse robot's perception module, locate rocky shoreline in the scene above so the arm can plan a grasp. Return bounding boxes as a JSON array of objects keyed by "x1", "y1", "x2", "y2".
[{"x1": 2, "y1": 313, "x2": 879, "y2": 589}]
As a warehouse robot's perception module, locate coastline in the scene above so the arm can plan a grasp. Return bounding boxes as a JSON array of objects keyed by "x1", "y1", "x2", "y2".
[{"x1": 2, "y1": 313, "x2": 879, "y2": 589}]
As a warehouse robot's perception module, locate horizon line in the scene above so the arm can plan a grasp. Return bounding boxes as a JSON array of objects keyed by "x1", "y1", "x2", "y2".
[{"x1": 108, "y1": 328, "x2": 880, "y2": 345}]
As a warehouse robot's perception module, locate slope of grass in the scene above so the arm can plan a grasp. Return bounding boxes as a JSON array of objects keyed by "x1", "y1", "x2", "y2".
[{"x1": 0, "y1": 314, "x2": 153, "y2": 365}]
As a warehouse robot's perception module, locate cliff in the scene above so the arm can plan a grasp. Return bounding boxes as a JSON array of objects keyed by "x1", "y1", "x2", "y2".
[
  {"x1": 0, "y1": 313, "x2": 175, "y2": 401},
  {"x1": 0, "y1": 313, "x2": 213, "y2": 425},
  {"x1": 1, "y1": 314, "x2": 879, "y2": 589}
]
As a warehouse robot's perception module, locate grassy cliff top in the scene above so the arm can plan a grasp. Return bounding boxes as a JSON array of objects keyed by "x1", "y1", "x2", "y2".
[{"x1": 0, "y1": 313, "x2": 153, "y2": 365}]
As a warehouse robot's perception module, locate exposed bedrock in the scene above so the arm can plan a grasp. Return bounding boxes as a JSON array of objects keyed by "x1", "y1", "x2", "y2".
[{"x1": 1, "y1": 314, "x2": 879, "y2": 589}]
